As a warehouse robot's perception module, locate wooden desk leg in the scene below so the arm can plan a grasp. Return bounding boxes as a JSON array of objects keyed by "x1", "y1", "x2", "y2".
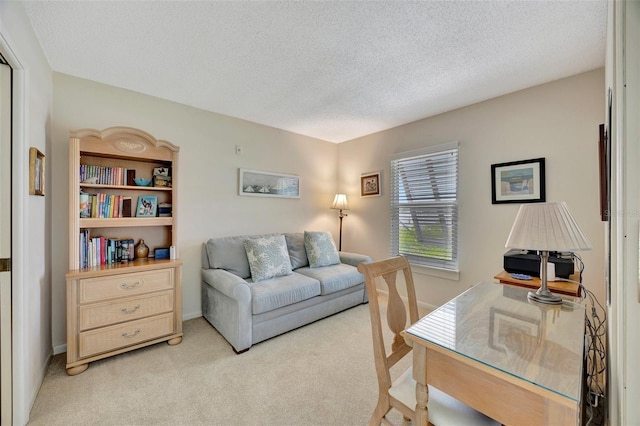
[{"x1": 412, "y1": 344, "x2": 429, "y2": 425}]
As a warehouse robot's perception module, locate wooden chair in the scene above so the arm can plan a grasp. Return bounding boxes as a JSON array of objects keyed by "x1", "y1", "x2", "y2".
[{"x1": 358, "y1": 256, "x2": 498, "y2": 426}]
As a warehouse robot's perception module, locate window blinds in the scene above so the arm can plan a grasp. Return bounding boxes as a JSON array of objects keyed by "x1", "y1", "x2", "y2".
[{"x1": 390, "y1": 142, "x2": 459, "y2": 270}]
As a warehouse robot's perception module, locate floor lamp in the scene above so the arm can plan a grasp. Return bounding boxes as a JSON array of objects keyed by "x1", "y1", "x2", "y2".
[
  {"x1": 505, "y1": 202, "x2": 592, "y2": 305},
  {"x1": 330, "y1": 194, "x2": 349, "y2": 251}
]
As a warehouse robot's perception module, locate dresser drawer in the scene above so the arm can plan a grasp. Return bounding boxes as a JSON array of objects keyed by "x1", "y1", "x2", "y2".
[
  {"x1": 79, "y1": 313, "x2": 174, "y2": 358},
  {"x1": 79, "y1": 290, "x2": 174, "y2": 331},
  {"x1": 79, "y1": 269, "x2": 173, "y2": 303}
]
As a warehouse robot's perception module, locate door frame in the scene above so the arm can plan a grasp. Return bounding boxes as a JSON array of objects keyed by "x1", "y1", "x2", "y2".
[{"x1": 0, "y1": 34, "x2": 28, "y2": 426}]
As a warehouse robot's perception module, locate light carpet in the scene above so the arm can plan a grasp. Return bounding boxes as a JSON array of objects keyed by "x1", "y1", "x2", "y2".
[{"x1": 28, "y1": 298, "x2": 412, "y2": 425}]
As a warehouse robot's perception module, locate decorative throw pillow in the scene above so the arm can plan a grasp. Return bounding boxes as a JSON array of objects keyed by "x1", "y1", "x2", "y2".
[
  {"x1": 244, "y1": 235, "x2": 293, "y2": 282},
  {"x1": 304, "y1": 231, "x2": 340, "y2": 268},
  {"x1": 284, "y1": 233, "x2": 309, "y2": 269}
]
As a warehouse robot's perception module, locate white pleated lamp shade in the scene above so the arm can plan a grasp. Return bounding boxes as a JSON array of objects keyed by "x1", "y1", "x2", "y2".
[
  {"x1": 505, "y1": 202, "x2": 592, "y2": 251},
  {"x1": 330, "y1": 194, "x2": 349, "y2": 210}
]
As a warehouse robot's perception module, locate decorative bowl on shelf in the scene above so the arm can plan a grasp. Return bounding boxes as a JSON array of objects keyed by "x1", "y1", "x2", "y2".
[
  {"x1": 133, "y1": 177, "x2": 152, "y2": 187},
  {"x1": 82, "y1": 177, "x2": 98, "y2": 184}
]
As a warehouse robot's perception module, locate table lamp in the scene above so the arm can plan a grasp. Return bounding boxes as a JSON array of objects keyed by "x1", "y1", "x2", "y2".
[
  {"x1": 330, "y1": 194, "x2": 349, "y2": 251},
  {"x1": 505, "y1": 202, "x2": 592, "y2": 304}
]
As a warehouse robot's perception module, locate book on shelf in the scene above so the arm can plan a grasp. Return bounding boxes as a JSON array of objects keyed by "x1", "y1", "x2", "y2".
[
  {"x1": 158, "y1": 203, "x2": 172, "y2": 217},
  {"x1": 81, "y1": 193, "x2": 128, "y2": 218},
  {"x1": 79, "y1": 230, "x2": 135, "y2": 268},
  {"x1": 80, "y1": 164, "x2": 129, "y2": 186}
]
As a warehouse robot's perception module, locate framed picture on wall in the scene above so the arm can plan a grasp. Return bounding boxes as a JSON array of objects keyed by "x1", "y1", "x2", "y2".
[
  {"x1": 491, "y1": 158, "x2": 545, "y2": 204},
  {"x1": 361, "y1": 172, "x2": 381, "y2": 197},
  {"x1": 239, "y1": 168, "x2": 300, "y2": 198},
  {"x1": 29, "y1": 147, "x2": 45, "y2": 196}
]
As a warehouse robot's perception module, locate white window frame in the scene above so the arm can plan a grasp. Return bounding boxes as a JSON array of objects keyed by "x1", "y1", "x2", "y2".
[{"x1": 390, "y1": 142, "x2": 459, "y2": 272}]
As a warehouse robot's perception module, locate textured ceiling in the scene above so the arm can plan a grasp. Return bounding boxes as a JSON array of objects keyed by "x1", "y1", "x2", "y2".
[{"x1": 23, "y1": 0, "x2": 607, "y2": 143}]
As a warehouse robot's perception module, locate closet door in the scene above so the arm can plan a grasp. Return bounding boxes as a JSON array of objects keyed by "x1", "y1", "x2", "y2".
[{"x1": 0, "y1": 60, "x2": 12, "y2": 426}]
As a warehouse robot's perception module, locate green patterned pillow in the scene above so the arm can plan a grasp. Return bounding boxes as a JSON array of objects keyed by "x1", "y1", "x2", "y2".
[
  {"x1": 244, "y1": 235, "x2": 293, "y2": 282},
  {"x1": 304, "y1": 231, "x2": 340, "y2": 268}
]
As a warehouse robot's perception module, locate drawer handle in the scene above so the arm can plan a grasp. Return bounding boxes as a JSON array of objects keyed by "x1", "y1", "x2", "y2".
[
  {"x1": 121, "y1": 305, "x2": 141, "y2": 314},
  {"x1": 119, "y1": 280, "x2": 142, "y2": 290},
  {"x1": 121, "y1": 329, "x2": 141, "y2": 338}
]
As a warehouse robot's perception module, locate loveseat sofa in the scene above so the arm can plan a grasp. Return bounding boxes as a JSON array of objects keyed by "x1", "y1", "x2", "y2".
[{"x1": 201, "y1": 231, "x2": 372, "y2": 353}]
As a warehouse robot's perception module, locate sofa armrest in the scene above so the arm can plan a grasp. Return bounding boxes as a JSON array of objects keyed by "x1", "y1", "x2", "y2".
[
  {"x1": 202, "y1": 243, "x2": 211, "y2": 270},
  {"x1": 339, "y1": 251, "x2": 372, "y2": 267},
  {"x1": 201, "y1": 268, "x2": 253, "y2": 352},
  {"x1": 202, "y1": 268, "x2": 251, "y2": 301}
]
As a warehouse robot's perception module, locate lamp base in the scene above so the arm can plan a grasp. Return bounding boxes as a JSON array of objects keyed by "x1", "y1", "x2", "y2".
[{"x1": 527, "y1": 289, "x2": 563, "y2": 305}]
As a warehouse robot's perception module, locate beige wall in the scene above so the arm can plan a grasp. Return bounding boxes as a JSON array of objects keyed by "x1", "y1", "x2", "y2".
[
  {"x1": 50, "y1": 73, "x2": 340, "y2": 352},
  {"x1": 51, "y1": 70, "x2": 605, "y2": 351},
  {"x1": 338, "y1": 69, "x2": 606, "y2": 308}
]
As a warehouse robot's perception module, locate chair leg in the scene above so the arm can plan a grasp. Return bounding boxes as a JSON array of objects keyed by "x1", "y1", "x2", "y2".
[{"x1": 369, "y1": 395, "x2": 392, "y2": 426}]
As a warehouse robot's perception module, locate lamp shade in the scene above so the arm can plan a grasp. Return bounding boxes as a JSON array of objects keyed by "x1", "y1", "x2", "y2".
[
  {"x1": 505, "y1": 202, "x2": 592, "y2": 251},
  {"x1": 330, "y1": 194, "x2": 349, "y2": 210}
]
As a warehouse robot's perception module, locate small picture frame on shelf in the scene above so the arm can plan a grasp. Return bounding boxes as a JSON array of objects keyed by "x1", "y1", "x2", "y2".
[
  {"x1": 153, "y1": 175, "x2": 172, "y2": 188},
  {"x1": 153, "y1": 167, "x2": 169, "y2": 176},
  {"x1": 136, "y1": 195, "x2": 158, "y2": 217},
  {"x1": 126, "y1": 169, "x2": 136, "y2": 186}
]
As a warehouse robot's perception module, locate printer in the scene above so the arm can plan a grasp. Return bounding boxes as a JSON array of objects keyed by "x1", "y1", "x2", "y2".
[{"x1": 503, "y1": 249, "x2": 574, "y2": 278}]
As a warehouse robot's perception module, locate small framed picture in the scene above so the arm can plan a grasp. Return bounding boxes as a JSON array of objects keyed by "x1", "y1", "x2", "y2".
[
  {"x1": 29, "y1": 147, "x2": 45, "y2": 196},
  {"x1": 361, "y1": 172, "x2": 381, "y2": 197},
  {"x1": 153, "y1": 167, "x2": 169, "y2": 176},
  {"x1": 136, "y1": 195, "x2": 158, "y2": 217},
  {"x1": 491, "y1": 158, "x2": 545, "y2": 204}
]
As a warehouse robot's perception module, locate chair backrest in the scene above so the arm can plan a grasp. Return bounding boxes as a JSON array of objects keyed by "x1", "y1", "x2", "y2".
[{"x1": 358, "y1": 256, "x2": 419, "y2": 394}]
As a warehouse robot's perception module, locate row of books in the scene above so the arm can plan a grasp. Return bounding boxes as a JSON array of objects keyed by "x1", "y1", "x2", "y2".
[
  {"x1": 80, "y1": 164, "x2": 135, "y2": 186},
  {"x1": 80, "y1": 192, "x2": 132, "y2": 218},
  {"x1": 79, "y1": 231, "x2": 135, "y2": 268}
]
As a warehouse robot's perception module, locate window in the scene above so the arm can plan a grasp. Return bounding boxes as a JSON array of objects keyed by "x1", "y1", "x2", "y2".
[{"x1": 390, "y1": 142, "x2": 458, "y2": 271}]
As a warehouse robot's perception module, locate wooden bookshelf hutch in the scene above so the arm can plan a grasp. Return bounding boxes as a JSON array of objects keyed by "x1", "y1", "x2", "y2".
[{"x1": 65, "y1": 127, "x2": 182, "y2": 375}]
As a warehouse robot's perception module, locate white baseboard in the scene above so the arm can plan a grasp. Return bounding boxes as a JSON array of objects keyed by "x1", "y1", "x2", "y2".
[
  {"x1": 53, "y1": 343, "x2": 67, "y2": 356},
  {"x1": 183, "y1": 310, "x2": 202, "y2": 321}
]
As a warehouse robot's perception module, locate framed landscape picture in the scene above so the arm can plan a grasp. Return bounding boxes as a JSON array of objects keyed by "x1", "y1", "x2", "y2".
[
  {"x1": 136, "y1": 195, "x2": 158, "y2": 217},
  {"x1": 239, "y1": 168, "x2": 300, "y2": 199},
  {"x1": 491, "y1": 158, "x2": 545, "y2": 204}
]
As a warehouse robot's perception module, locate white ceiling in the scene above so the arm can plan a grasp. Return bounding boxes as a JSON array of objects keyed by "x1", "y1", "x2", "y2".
[{"x1": 23, "y1": 0, "x2": 607, "y2": 143}]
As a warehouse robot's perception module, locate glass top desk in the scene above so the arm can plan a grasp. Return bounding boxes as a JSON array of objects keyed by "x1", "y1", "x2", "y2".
[{"x1": 402, "y1": 281, "x2": 585, "y2": 426}]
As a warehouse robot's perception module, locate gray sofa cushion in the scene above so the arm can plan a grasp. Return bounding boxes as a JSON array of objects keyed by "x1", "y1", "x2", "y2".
[
  {"x1": 206, "y1": 234, "x2": 278, "y2": 279},
  {"x1": 296, "y1": 263, "x2": 365, "y2": 295},
  {"x1": 284, "y1": 232, "x2": 309, "y2": 269},
  {"x1": 249, "y1": 272, "x2": 321, "y2": 315}
]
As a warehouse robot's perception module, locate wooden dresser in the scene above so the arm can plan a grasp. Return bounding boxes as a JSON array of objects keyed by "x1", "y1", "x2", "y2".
[{"x1": 66, "y1": 127, "x2": 182, "y2": 375}]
